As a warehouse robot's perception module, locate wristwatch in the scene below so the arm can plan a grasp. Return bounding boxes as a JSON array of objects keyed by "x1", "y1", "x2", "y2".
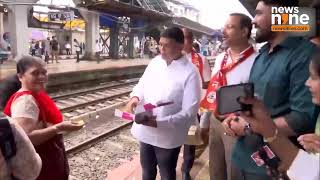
[
  {"x1": 244, "y1": 123, "x2": 253, "y2": 135},
  {"x1": 263, "y1": 128, "x2": 278, "y2": 143}
]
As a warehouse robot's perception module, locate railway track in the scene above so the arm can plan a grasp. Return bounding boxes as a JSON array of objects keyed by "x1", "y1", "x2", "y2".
[
  {"x1": 54, "y1": 77, "x2": 139, "y2": 153},
  {"x1": 64, "y1": 100, "x2": 138, "y2": 180},
  {"x1": 66, "y1": 120, "x2": 133, "y2": 155},
  {"x1": 51, "y1": 78, "x2": 139, "y2": 119},
  {"x1": 67, "y1": 126, "x2": 139, "y2": 180},
  {"x1": 52, "y1": 78, "x2": 140, "y2": 179},
  {"x1": 51, "y1": 78, "x2": 138, "y2": 101},
  {"x1": 65, "y1": 104, "x2": 137, "y2": 180}
]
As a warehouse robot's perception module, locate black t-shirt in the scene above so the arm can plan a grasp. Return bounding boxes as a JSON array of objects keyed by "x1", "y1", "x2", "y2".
[{"x1": 50, "y1": 40, "x2": 59, "y2": 51}]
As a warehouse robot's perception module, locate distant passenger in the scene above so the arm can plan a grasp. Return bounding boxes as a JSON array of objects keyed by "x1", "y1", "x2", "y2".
[
  {"x1": 31, "y1": 40, "x2": 36, "y2": 56},
  {"x1": 50, "y1": 36, "x2": 59, "y2": 63},
  {"x1": 123, "y1": 27, "x2": 201, "y2": 180},
  {"x1": 65, "y1": 42, "x2": 71, "y2": 55},
  {"x1": 192, "y1": 42, "x2": 200, "y2": 53},
  {"x1": 95, "y1": 39, "x2": 102, "y2": 63},
  {"x1": 0, "y1": 56, "x2": 83, "y2": 180},
  {"x1": 43, "y1": 37, "x2": 50, "y2": 63},
  {"x1": 74, "y1": 39, "x2": 81, "y2": 63}
]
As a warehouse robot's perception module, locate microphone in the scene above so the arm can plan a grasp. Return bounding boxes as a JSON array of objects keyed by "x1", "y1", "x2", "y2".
[{"x1": 243, "y1": 124, "x2": 290, "y2": 180}]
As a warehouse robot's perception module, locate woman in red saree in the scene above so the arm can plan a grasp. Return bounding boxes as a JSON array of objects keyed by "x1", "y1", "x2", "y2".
[{"x1": 0, "y1": 56, "x2": 83, "y2": 180}]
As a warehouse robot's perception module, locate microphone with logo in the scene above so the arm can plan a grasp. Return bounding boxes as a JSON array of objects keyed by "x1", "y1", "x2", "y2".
[{"x1": 244, "y1": 125, "x2": 290, "y2": 180}]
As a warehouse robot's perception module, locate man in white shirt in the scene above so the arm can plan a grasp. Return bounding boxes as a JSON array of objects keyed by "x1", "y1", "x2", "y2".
[
  {"x1": 181, "y1": 28, "x2": 211, "y2": 180},
  {"x1": 123, "y1": 27, "x2": 201, "y2": 180},
  {"x1": 95, "y1": 39, "x2": 102, "y2": 63},
  {"x1": 74, "y1": 39, "x2": 81, "y2": 63},
  {"x1": 202, "y1": 13, "x2": 258, "y2": 180},
  {"x1": 44, "y1": 37, "x2": 51, "y2": 63}
]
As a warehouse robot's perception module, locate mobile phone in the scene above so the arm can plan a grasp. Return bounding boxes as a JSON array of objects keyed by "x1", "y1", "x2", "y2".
[
  {"x1": 134, "y1": 111, "x2": 153, "y2": 124},
  {"x1": 216, "y1": 83, "x2": 254, "y2": 115}
]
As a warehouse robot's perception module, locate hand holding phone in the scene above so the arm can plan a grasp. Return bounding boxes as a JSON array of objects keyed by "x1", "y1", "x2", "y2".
[
  {"x1": 135, "y1": 111, "x2": 157, "y2": 127},
  {"x1": 216, "y1": 83, "x2": 254, "y2": 115},
  {"x1": 134, "y1": 111, "x2": 153, "y2": 123}
]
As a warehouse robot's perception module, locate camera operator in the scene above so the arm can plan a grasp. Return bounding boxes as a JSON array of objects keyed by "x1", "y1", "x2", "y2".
[
  {"x1": 237, "y1": 49, "x2": 320, "y2": 180},
  {"x1": 222, "y1": 0, "x2": 319, "y2": 179}
]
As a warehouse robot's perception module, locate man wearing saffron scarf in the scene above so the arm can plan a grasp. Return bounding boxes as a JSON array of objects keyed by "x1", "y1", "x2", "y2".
[
  {"x1": 200, "y1": 13, "x2": 258, "y2": 180},
  {"x1": 181, "y1": 28, "x2": 211, "y2": 180},
  {"x1": 224, "y1": 1, "x2": 319, "y2": 179}
]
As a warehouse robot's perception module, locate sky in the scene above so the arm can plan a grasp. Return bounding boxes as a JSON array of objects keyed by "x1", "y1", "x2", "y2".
[
  {"x1": 34, "y1": 0, "x2": 75, "y2": 12},
  {"x1": 35, "y1": 0, "x2": 251, "y2": 29},
  {"x1": 190, "y1": 0, "x2": 252, "y2": 29},
  {"x1": 36, "y1": 0, "x2": 75, "y2": 6}
]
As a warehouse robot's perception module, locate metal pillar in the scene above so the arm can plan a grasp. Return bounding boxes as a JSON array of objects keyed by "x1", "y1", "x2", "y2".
[
  {"x1": 78, "y1": 9, "x2": 100, "y2": 60},
  {"x1": 138, "y1": 32, "x2": 145, "y2": 58},
  {"x1": 84, "y1": 12, "x2": 99, "y2": 60},
  {"x1": 128, "y1": 32, "x2": 134, "y2": 59},
  {"x1": 0, "y1": 13, "x2": 4, "y2": 45},
  {"x1": 109, "y1": 25, "x2": 119, "y2": 59}
]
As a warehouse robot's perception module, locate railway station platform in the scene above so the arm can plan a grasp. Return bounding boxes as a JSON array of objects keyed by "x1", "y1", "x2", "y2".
[
  {"x1": 0, "y1": 58, "x2": 150, "y2": 92},
  {"x1": 107, "y1": 146, "x2": 210, "y2": 180}
]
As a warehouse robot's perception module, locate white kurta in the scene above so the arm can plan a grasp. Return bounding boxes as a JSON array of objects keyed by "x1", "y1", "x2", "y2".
[{"x1": 130, "y1": 55, "x2": 201, "y2": 149}]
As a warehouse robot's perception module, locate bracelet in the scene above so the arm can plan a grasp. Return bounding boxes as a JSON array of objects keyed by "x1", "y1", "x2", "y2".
[{"x1": 263, "y1": 128, "x2": 278, "y2": 143}]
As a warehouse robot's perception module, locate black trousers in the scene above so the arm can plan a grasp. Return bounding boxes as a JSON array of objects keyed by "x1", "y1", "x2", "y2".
[
  {"x1": 181, "y1": 145, "x2": 196, "y2": 173},
  {"x1": 140, "y1": 142, "x2": 181, "y2": 180},
  {"x1": 31, "y1": 49, "x2": 36, "y2": 56},
  {"x1": 95, "y1": 52, "x2": 100, "y2": 63},
  {"x1": 76, "y1": 51, "x2": 80, "y2": 62}
]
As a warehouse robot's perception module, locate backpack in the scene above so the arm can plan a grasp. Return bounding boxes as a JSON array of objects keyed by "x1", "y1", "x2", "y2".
[{"x1": 0, "y1": 117, "x2": 16, "y2": 161}]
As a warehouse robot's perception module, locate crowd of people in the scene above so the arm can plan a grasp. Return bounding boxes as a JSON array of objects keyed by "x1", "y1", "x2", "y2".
[
  {"x1": 0, "y1": 0, "x2": 319, "y2": 180},
  {"x1": 124, "y1": 0, "x2": 320, "y2": 180},
  {"x1": 29, "y1": 36, "x2": 85, "y2": 64}
]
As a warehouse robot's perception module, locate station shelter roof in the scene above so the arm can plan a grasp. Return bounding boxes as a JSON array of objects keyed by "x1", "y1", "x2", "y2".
[{"x1": 171, "y1": 16, "x2": 217, "y2": 37}]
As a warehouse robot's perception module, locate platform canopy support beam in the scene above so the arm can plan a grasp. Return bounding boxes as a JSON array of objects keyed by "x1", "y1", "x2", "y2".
[
  {"x1": 109, "y1": 24, "x2": 120, "y2": 59},
  {"x1": 7, "y1": 0, "x2": 37, "y2": 60},
  {"x1": 79, "y1": 9, "x2": 100, "y2": 60}
]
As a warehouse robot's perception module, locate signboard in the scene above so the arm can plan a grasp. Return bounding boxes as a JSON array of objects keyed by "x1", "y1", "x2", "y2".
[
  {"x1": 40, "y1": 23, "x2": 63, "y2": 30},
  {"x1": 48, "y1": 11, "x2": 75, "y2": 21}
]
